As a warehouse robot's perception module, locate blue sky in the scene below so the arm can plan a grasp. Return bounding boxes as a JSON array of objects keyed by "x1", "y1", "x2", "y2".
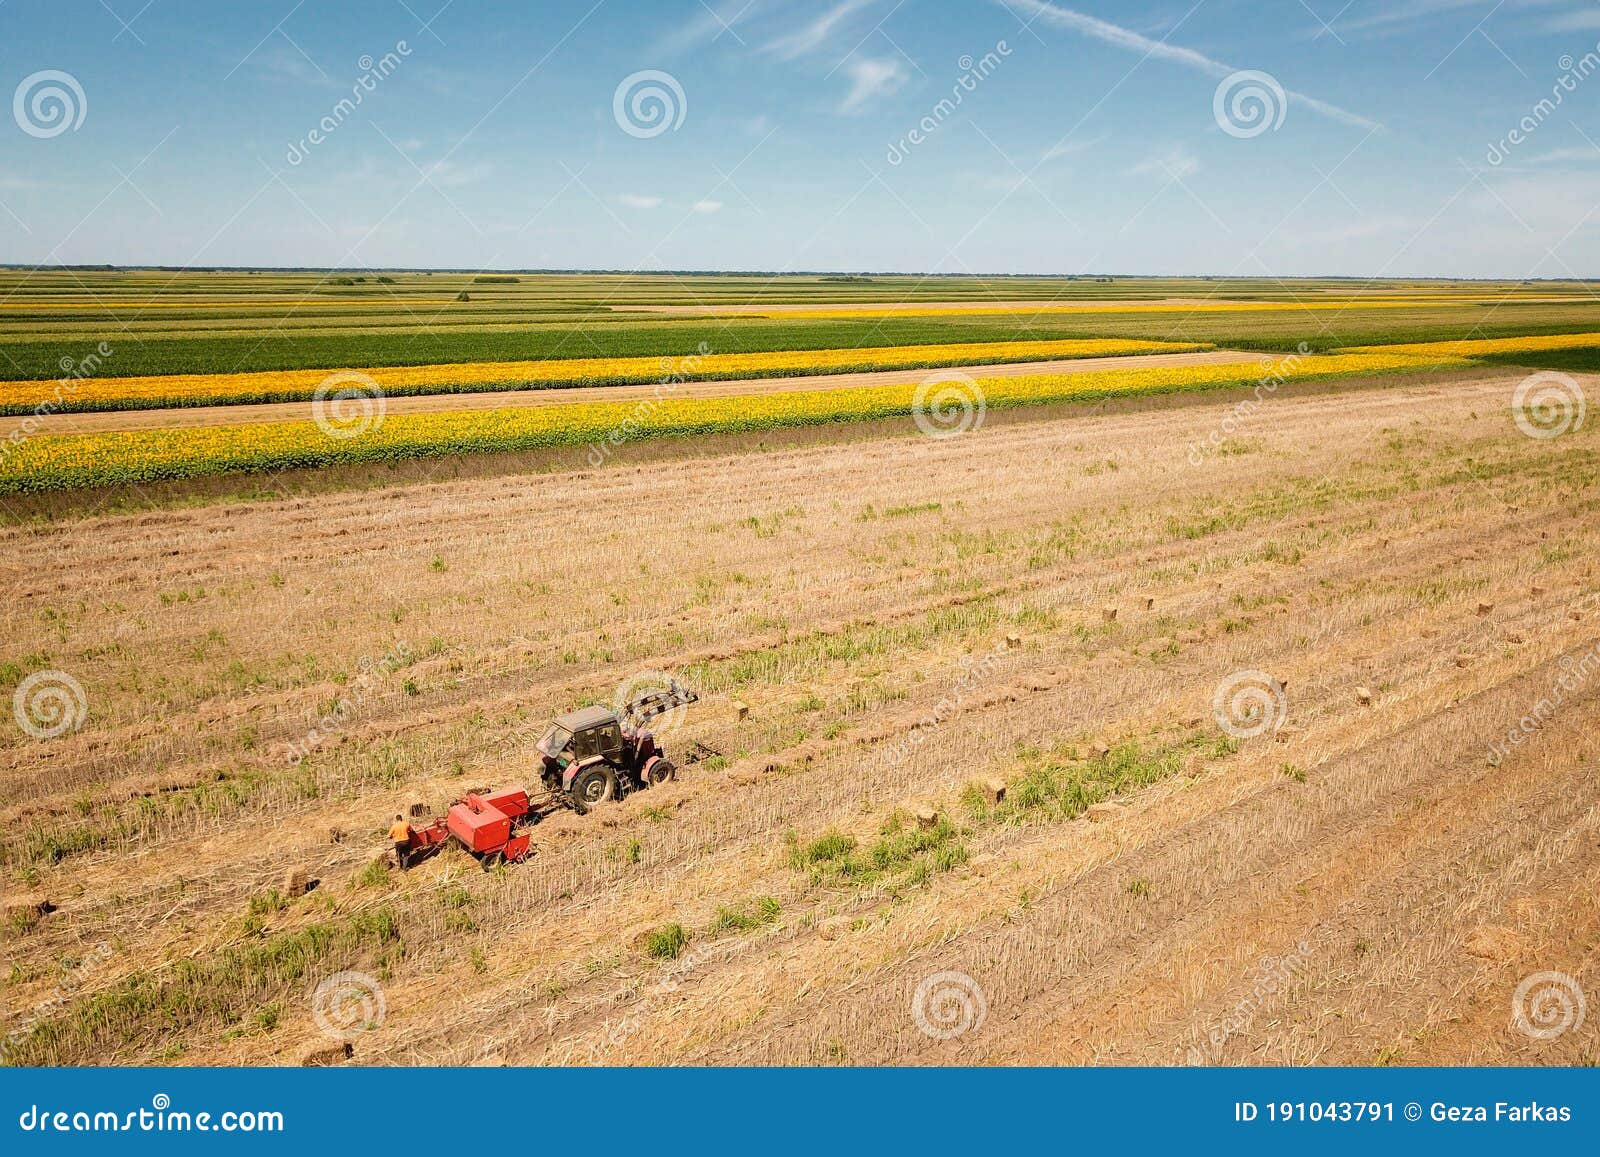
[{"x1": 2, "y1": 0, "x2": 1600, "y2": 276}]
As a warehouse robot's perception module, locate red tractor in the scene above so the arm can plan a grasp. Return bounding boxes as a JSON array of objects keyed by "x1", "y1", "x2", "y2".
[{"x1": 399, "y1": 684, "x2": 701, "y2": 868}]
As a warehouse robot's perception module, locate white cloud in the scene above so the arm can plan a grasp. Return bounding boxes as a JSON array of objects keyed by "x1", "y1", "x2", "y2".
[
  {"x1": 1335, "y1": 0, "x2": 1564, "y2": 36},
  {"x1": 766, "y1": 0, "x2": 879, "y2": 60},
  {"x1": 616, "y1": 193, "x2": 663, "y2": 209},
  {"x1": 1547, "y1": 7, "x2": 1600, "y2": 31},
  {"x1": 1004, "y1": 0, "x2": 1382, "y2": 131},
  {"x1": 1129, "y1": 147, "x2": 1199, "y2": 180},
  {"x1": 840, "y1": 55, "x2": 907, "y2": 111},
  {"x1": 420, "y1": 160, "x2": 490, "y2": 187},
  {"x1": 692, "y1": 199, "x2": 724, "y2": 213},
  {"x1": 1529, "y1": 145, "x2": 1600, "y2": 163},
  {"x1": 1040, "y1": 134, "x2": 1105, "y2": 163}
]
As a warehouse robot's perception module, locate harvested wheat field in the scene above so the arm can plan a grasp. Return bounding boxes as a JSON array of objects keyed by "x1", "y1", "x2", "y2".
[{"x1": 4, "y1": 365, "x2": 1596, "y2": 1067}]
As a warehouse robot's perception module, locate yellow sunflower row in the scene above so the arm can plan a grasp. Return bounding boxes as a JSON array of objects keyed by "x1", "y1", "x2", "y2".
[
  {"x1": 688, "y1": 298, "x2": 1556, "y2": 321},
  {"x1": 0, "y1": 350, "x2": 1456, "y2": 494},
  {"x1": 1344, "y1": 332, "x2": 1600, "y2": 357},
  {"x1": 0, "y1": 338, "x2": 1206, "y2": 415}
]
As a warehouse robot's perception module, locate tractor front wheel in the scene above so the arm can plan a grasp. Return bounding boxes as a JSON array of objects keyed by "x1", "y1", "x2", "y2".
[
  {"x1": 645, "y1": 758, "x2": 676, "y2": 786},
  {"x1": 570, "y1": 765, "x2": 618, "y2": 811}
]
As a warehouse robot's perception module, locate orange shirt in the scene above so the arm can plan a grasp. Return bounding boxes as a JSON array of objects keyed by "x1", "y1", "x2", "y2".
[{"x1": 389, "y1": 821, "x2": 412, "y2": 842}]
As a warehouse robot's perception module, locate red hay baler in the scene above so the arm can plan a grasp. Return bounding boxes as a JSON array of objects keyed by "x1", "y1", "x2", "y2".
[{"x1": 399, "y1": 682, "x2": 707, "y2": 869}]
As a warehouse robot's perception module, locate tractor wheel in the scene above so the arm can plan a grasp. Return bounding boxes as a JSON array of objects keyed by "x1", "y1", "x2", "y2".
[
  {"x1": 645, "y1": 758, "x2": 676, "y2": 786},
  {"x1": 570, "y1": 765, "x2": 618, "y2": 810}
]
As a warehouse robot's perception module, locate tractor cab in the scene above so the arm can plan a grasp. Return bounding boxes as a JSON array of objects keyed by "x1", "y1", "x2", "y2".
[
  {"x1": 534, "y1": 684, "x2": 696, "y2": 809},
  {"x1": 538, "y1": 706, "x2": 623, "y2": 773}
]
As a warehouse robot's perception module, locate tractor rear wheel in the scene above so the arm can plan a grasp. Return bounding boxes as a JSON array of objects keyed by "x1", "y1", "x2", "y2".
[
  {"x1": 645, "y1": 758, "x2": 676, "y2": 786},
  {"x1": 570, "y1": 765, "x2": 618, "y2": 811}
]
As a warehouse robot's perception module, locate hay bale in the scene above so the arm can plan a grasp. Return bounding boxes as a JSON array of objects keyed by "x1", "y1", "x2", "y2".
[
  {"x1": 1086, "y1": 802, "x2": 1124, "y2": 823},
  {"x1": 1004, "y1": 633, "x2": 1022, "y2": 650},
  {"x1": 1532, "y1": 583, "x2": 1546, "y2": 595},
  {"x1": 915, "y1": 805, "x2": 938, "y2": 830},
  {"x1": 1089, "y1": 741, "x2": 1111, "y2": 758},
  {"x1": 1476, "y1": 601, "x2": 1494, "y2": 616},
  {"x1": 1463, "y1": 925, "x2": 1523, "y2": 963},
  {"x1": 283, "y1": 869, "x2": 310, "y2": 898},
  {"x1": 1455, "y1": 653, "x2": 1475, "y2": 667},
  {"x1": 4, "y1": 894, "x2": 54, "y2": 922},
  {"x1": 1144, "y1": 596, "x2": 1155, "y2": 611},
  {"x1": 300, "y1": 1041, "x2": 353, "y2": 1066},
  {"x1": 1101, "y1": 604, "x2": 1118, "y2": 622},
  {"x1": 733, "y1": 700, "x2": 750, "y2": 721},
  {"x1": 1355, "y1": 686, "x2": 1372, "y2": 706},
  {"x1": 328, "y1": 826, "x2": 346, "y2": 844},
  {"x1": 982, "y1": 778, "x2": 1007, "y2": 806},
  {"x1": 407, "y1": 800, "x2": 428, "y2": 818}
]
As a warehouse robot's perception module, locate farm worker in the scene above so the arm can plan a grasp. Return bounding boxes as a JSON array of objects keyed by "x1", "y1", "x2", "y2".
[{"x1": 390, "y1": 814, "x2": 412, "y2": 869}]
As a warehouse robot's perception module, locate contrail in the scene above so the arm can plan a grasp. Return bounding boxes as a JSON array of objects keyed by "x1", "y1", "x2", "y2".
[{"x1": 1005, "y1": 0, "x2": 1384, "y2": 131}]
